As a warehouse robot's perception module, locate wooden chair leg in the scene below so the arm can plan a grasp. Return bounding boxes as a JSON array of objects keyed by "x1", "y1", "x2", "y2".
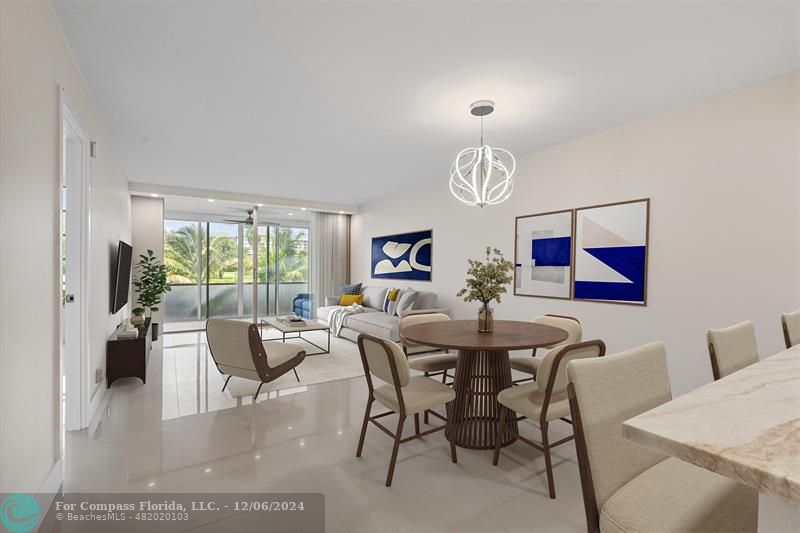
[
  {"x1": 445, "y1": 401, "x2": 457, "y2": 463},
  {"x1": 386, "y1": 414, "x2": 406, "y2": 487},
  {"x1": 414, "y1": 413, "x2": 420, "y2": 436},
  {"x1": 493, "y1": 406, "x2": 507, "y2": 466},
  {"x1": 423, "y1": 374, "x2": 430, "y2": 425},
  {"x1": 356, "y1": 398, "x2": 373, "y2": 458},
  {"x1": 542, "y1": 421, "x2": 556, "y2": 499}
]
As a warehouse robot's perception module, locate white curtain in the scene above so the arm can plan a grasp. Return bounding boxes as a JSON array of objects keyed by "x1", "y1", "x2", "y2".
[{"x1": 310, "y1": 212, "x2": 350, "y2": 317}]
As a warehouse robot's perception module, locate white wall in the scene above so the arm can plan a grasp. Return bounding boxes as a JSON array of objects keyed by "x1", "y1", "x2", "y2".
[
  {"x1": 0, "y1": 1, "x2": 130, "y2": 492},
  {"x1": 131, "y1": 196, "x2": 165, "y2": 328},
  {"x1": 352, "y1": 72, "x2": 800, "y2": 396}
]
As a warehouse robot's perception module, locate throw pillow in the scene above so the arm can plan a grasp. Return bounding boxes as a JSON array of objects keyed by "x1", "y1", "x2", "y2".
[
  {"x1": 395, "y1": 290, "x2": 417, "y2": 316},
  {"x1": 382, "y1": 288, "x2": 401, "y2": 315},
  {"x1": 339, "y1": 294, "x2": 363, "y2": 306},
  {"x1": 341, "y1": 282, "x2": 362, "y2": 295}
]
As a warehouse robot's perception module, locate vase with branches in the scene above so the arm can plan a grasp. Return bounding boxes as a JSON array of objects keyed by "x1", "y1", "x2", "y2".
[{"x1": 457, "y1": 247, "x2": 514, "y2": 332}]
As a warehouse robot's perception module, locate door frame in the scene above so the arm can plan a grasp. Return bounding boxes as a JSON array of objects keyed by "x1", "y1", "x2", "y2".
[{"x1": 59, "y1": 87, "x2": 92, "y2": 431}]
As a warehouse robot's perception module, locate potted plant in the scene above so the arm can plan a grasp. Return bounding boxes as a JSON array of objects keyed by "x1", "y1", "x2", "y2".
[
  {"x1": 457, "y1": 247, "x2": 514, "y2": 332},
  {"x1": 130, "y1": 307, "x2": 146, "y2": 327},
  {"x1": 132, "y1": 249, "x2": 171, "y2": 341}
]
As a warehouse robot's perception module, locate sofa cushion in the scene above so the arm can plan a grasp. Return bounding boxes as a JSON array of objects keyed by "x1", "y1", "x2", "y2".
[
  {"x1": 362, "y1": 286, "x2": 388, "y2": 310},
  {"x1": 316, "y1": 305, "x2": 379, "y2": 322},
  {"x1": 341, "y1": 282, "x2": 362, "y2": 295},
  {"x1": 414, "y1": 291, "x2": 437, "y2": 310},
  {"x1": 395, "y1": 290, "x2": 417, "y2": 315},
  {"x1": 345, "y1": 311, "x2": 401, "y2": 341}
]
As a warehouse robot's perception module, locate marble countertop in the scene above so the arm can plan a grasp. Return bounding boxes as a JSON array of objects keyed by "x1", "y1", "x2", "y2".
[{"x1": 623, "y1": 345, "x2": 800, "y2": 504}]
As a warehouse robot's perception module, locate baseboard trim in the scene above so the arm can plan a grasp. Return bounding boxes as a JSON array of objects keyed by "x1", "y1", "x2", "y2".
[
  {"x1": 35, "y1": 458, "x2": 63, "y2": 531},
  {"x1": 88, "y1": 385, "x2": 111, "y2": 428}
]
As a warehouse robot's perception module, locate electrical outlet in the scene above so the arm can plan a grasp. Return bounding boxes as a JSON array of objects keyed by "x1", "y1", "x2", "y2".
[{"x1": 95, "y1": 368, "x2": 103, "y2": 384}]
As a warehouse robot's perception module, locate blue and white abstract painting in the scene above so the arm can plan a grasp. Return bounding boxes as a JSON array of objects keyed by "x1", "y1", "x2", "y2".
[
  {"x1": 371, "y1": 230, "x2": 432, "y2": 281},
  {"x1": 573, "y1": 199, "x2": 649, "y2": 305},
  {"x1": 515, "y1": 210, "x2": 574, "y2": 299}
]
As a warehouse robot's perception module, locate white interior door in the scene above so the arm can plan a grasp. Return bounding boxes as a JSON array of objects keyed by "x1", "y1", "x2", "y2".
[{"x1": 60, "y1": 92, "x2": 91, "y2": 432}]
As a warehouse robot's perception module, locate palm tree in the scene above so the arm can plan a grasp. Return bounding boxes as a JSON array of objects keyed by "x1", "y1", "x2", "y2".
[{"x1": 164, "y1": 223, "x2": 205, "y2": 283}]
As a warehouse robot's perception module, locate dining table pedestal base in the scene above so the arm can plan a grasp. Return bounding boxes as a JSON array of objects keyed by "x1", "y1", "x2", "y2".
[{"x1": 448, "y1": 349, "x2": 518, "y2": 450}]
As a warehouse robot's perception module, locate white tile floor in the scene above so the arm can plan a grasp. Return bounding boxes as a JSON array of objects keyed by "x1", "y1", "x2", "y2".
[{"x1": 65, "y1": 334, "x2": 587, "y2": 532}]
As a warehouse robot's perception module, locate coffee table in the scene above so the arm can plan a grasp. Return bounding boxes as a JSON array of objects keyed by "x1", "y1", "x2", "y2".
[{"x1": 260, "y1": 317, "x2": 331, "y2": 355}]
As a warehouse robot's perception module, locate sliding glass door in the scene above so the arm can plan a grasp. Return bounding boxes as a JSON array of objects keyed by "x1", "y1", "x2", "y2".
[{"x1": 164, "y1": 219, "x2": 309, "y2": 331}]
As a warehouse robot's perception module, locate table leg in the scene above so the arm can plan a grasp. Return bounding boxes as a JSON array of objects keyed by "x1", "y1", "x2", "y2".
[{"x1": 447, "y1": 350, "x2": 518, "y2": 450}]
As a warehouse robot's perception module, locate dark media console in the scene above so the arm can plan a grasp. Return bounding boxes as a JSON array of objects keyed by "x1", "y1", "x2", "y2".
[{"x1": 106, "y1": 318, "x2": 151, "y2": 388}]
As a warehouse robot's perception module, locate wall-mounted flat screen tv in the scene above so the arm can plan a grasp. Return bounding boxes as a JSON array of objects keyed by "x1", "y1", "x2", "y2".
[{"x1": 111, "y1": 240, "x2": 133, "y2": 314}]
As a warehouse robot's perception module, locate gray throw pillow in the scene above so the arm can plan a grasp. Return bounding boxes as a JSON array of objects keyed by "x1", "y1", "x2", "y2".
[{"x1": 395, "y1": 290, "x2": 417, "y2": 316}]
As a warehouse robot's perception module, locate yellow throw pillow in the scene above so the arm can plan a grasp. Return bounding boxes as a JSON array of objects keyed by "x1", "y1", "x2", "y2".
[{"x1": 339, "y1": 294, "x2": 363, "y2": 306}]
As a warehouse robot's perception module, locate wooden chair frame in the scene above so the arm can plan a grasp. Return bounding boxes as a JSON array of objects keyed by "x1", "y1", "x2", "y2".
[
  {"x1": 568, "y1": 381, "x2": 601, "y2": 533},
  {"x1": 782, "y1": 314, "x2": 794, "y2": 349},
  {"x1": 355, "y1": 334, "x2": 457, "y2": 487},
  {"x1": 512, "y1": 314, "x2": 581, "y2": 385},
  {"x1": 206, "y1": 320, "x2": 304, "y2": 400},
  {"x1": 707, "y1": 342, "x2": 722, "y2": 381},
  {"x1": 494, "y1": 339, "x2": 606, "y2": 499}
]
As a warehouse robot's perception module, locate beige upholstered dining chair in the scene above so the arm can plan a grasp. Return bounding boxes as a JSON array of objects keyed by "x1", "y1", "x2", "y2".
[
  {"x1": 509, "y1": 315, "x2": 582, "y2": 383},
  {"x1": 356, "y1": 333, "x2": 457, "y2": 487},
  {"x1": 567, "y1": 342, "x2": 757, "y2": 533},
  {"x1": 401, "y1": 313, "x2": 458, "y2": 424},
  {"x1": 493, "y1": 340, "x2": 605, "y2": 499},
  {"x1": 707, "y1": 321, "x2": 759, "y2": 381},
  {"x1": 206, "y1": 319, "x2": 305, "y2": 400},
  {"x1": 781, "y1": 309, "x2": 800, "y2": 349}
]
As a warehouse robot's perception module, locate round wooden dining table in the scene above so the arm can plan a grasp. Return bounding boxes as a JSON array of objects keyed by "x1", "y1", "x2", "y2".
[{"x1": 401, "y1": 319, "x2": 568, "y2": 450}]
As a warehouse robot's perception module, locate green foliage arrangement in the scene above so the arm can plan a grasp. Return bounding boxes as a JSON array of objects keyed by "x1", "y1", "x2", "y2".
[
  {"x1": 133, "y1": 249, "x2": 171, "y2": 317},
  {"x1": 457, "y1": 247, "x2": 514, "y2": 306}
]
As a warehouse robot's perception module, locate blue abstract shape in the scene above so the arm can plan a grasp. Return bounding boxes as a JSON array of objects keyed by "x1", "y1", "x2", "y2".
[
  {"x1": 371, "y1": 230, "x2": 432, "y2": 281},
  {"x1": 574, "y1": 281, "x2": 645, "y2": 302},
  {"x1": 574, "y1": 245, "x2": 646, "y2": 302},
  {"x1": 583, "y1": 246, "x2": 646, "y2": 284},
  {"x1": 531, "y1": 236, "x2": 571, "y2": 266}
]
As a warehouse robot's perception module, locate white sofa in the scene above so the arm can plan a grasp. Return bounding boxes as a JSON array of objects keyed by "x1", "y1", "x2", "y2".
[{"x1": 316, "y1": 286, "x2": 448, "y2": 343}]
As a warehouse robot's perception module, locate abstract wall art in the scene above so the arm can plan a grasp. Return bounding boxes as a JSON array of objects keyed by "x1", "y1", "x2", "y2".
[
  {"x1": 371, "y1": 229, "x2": 432, "y2": 281},
  {"x1": 573, "y1": 199, "x2": 649, "y2": 305},
  {"x1": 514, "y1": 209, "x2": 574, "y2": 299}
]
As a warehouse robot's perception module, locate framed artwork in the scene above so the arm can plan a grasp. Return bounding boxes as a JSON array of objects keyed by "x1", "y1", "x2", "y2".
[
  {"x1": 572, "y1": 198, "x2": 650, "y2": 305},
  {"x1": 514, "y1": 209, "x2": 574, "y2": 299},
  {"x1": 371, "y1": 229, "x2": 432, "y2": 281}
]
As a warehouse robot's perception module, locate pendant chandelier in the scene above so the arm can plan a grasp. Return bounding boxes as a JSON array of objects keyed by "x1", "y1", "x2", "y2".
[{"x1": 449, "y1": 100, "x2": 515, "y2": 207}]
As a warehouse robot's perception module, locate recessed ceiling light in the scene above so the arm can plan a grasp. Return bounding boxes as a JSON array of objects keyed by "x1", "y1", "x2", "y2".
[
  {"x1": 147, "y1": 481, "x2": 156, "y2": 488},
  {"x1": 257, "y1": 203, "x2": 264, "y2": 207},
  {"x1": 204, "y1": 467, "x2": 212, "y2": 473},
  {"x1": 288, "y1": 212, "x2": 294, "y2": 216},
  {"x1": 254, "y1": 454, "x2": 261, "y2": 460},
  {"x1": 300, "y1": 207, "x2": 307, "y2": 211},
  {"x1": 149, "y1": 193, "x2": 158, "y2": 198},
  {"x1": 339, "y1": 211, "x2": 345, "y2": 214},
  {"x1": 207, "y1": 199, "x2": 215, "y2": 203}
]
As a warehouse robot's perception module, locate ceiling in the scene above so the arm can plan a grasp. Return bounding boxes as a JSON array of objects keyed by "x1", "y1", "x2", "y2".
[
  {"x1": 160, "y1": 195, "x2": 311, "y2": 225},
  {"x1": 54, "y1": 1, "x2": 799, "y2": 206}
]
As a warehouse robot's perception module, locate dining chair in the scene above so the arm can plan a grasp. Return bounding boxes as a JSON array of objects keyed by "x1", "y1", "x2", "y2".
[
  {"x1": 493, "y1": 340, "x2": 605, "y2": 499},
  {"x1": 509, "y1": 315, "x2": 582, "y2": 384},
  {"x1": 567, "y1": 342, "x2": 757, "y2": 533},
  {"x1": 356, "y1": 333, "x2": 457, "y2": 487},
  {"x1": 707, "y1": 321, "x2": 759, "y2": 381},
  {"x1": 206, "y1": 319, "x2": 305, "y2": 400},
  {"x1": 781, "y1": 309, "x2": 800, "y2": 348},
  {"x1": 401, "y1": 313, "x2": 457, "y2": 424}
]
